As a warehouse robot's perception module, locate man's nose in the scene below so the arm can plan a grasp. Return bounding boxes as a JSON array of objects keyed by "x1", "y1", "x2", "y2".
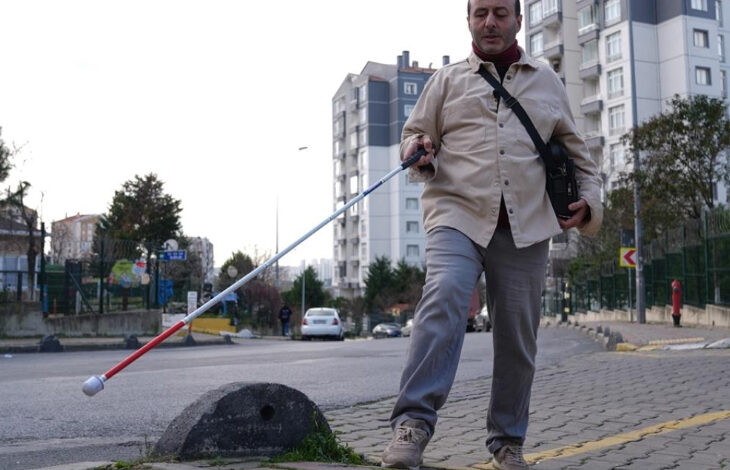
[{"x1": 484, "y1": 12, "x2": 498, "y2": 28}]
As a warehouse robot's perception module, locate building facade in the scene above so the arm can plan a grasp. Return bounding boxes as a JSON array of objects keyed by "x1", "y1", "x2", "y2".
[
  {"x1": 187, "y1": 236, "x2": 215, "y2": 286},
  {"x1": 525, "y1": 0, "x2": 730, "y2": 311},
  {"x1": 332, "y1": 52, "x2": 445, "y2": 298},
  {"x1": 525, "y1": 0, "x2": 729, "y2": 201},
  {"x1": 50, "y1": 213, "x2": 101, "y2": 263}
]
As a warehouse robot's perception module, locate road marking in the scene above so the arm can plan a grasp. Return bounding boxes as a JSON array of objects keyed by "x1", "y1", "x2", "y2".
[
  {"x1": 471, "y1": 410, "x2": 730, "y2": 469},
  {"x1": 647, "y1": 337, "x2": 705, "y2": 345}
]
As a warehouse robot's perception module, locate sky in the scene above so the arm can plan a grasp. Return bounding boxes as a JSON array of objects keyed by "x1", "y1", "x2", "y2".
[{"x1": 0, "y1": 0, "x2": 525, "y2": 268}]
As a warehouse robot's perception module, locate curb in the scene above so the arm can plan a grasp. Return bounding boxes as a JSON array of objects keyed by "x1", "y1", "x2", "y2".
[
  {"x1": 0, "y1": 337, "x2": 238, "y2": 354},
  {"x1": 543, "y1": 320, "x2": 626, "y2": 351}
]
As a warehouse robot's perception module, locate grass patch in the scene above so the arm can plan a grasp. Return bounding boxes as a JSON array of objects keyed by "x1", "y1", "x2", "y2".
[{"x1": 271, "y1": 414, "x2": 363, "y2": 465}]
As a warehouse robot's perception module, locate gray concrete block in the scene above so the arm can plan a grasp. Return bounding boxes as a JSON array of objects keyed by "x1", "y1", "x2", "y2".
[
  {"x1": 39, "y1": 334, "x2": 64, "y2": 352},
  {"x1": 154, "y1": 382, "x2": 329, "y2": 460}
]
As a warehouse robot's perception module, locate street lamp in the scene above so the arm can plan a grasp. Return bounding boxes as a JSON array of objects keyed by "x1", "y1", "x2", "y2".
[{"x1": 276, "y1": 146, "x2": 309, "y2": 290}]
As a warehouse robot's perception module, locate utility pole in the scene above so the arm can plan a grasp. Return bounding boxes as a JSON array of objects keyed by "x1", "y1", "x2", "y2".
[{"x1": 628, "y1": 0, "x2": 646, "y2": 323}]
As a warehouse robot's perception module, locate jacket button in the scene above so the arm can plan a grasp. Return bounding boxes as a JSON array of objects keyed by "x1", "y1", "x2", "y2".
[
  {"x1": 504, "y1": 180, "x2": 509, "y2": 186},
  {"x1": 499, "y1": 150, "x2": 505, "y2": 155},
  {"x1": 506, "y1": 75, "x2": 512, "y2": 80},
  {"x1": 499, "y1": 123, "x2": 504, "y2": 128},
  {"x1": 491, "y1": 208, "x2": 497, "y2": 215},
  {"x1": 508, "y1": 208, "x2": 514, "y2": 214}
]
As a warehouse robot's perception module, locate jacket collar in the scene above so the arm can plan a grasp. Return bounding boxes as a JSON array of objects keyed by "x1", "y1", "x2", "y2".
[{"x1": 468, "y1": 46, "x2": 540, "y2": 74}]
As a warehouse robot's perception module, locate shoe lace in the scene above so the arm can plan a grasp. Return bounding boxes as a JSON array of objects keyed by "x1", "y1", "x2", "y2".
[
  {"x1": 395, "y1": 426, "x2": 424, "y2": 444},
  {"x1": 501, "y1": 446, "x2": 526, "y2": 465}
]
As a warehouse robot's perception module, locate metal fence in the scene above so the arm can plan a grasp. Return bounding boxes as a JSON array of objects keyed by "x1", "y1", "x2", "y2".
[
  {"x1": 570, "y1": 207, "x2": 730, "y2": 312},
  {"x1": 44, "y1": 236, "x2": 201, "y2": 315}
]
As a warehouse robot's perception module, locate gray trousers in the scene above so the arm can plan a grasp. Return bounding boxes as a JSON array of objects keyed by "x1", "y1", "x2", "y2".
[{"x1": 390, "y1": 226, "x2": 549, "y2": 454}]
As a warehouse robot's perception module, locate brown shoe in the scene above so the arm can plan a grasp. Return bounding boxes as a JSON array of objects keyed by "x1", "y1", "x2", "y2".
[
  {"x1": 381, "y1": 419, "x2": 431, "y2": 470},
  {"x1": 492, "y1": 444, "x2": 530, "y2": 470}
]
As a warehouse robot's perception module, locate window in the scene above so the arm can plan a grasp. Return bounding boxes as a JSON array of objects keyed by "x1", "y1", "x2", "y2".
[
  {"x1": 718, "y1": 0, "x2": 724, "y2": 25},
  {"x1": 608, "y1": 105, "x2": 625, "y2": 136},
  {"x1": 358, "y1": 128, "x2": 367, "y2": 146},
  {"x1": 404, "y1": 104, "x2": 415, "y2": 118},
  {"x1": 406, "y1": 245, "x2": 420, "y2": 257},
  {"x1": 530, "y1": 32, "x2": 544, "y2": 56},
  {"x1": 609, "y1": 144, "x2": 624, "y2": 171},
  {"x1": 406, "y1": 221, "x2": 419, "y2": 233},
  {"x1": 604, "y1": 0, "x2": 621, "y2": 24},
  {"x1": 350, "y1": 132, "x2": 358, "y2": 150},
  {"x1": 722, "y1": 70, "x2": 727, "y2": 97},
  {"x1": 359, "y1": 85, "x2": 367, "y2": 102},
  {"x1": 606, "y1": 32, "x2": 622, "y2": 63},
  {"x1": 691, "y1": 0, "x2": 708, "y2": 11},
  {"x1": 404, "y1": 82, "x2": 417, "y2": 95},
  {"x1": 582, "y1": 39, "x2": 598, "y2": 64},
  {"x1": 694, "y1": 29, "x2": 709, "y2": 48},
  {"x1": 578, "y1": 5, "x2": 597, "y2": 32},
  {"x1": 607, "y1": 68, "x2": 624, "y2": 98},
  {"x1": 719, "y1": 35, "x2": 725, "y2": 61},
  {"x1": 543, "y1": 0, "x2": 558, "y2": 16},
  {"x1": 529, "y1": 1, "x2": 542, "y2": 26},
  {"x1": 696, "y1": 66, "x2": 711, "y2": 85},
  {"x1": 349, "y1": 175, "x2": 359, "y2": 195},
  {"x1": 360, "y1": 107, "x2": 367, "y2": 124},
  {"x1": 406, "y1": 198, "x2": 419, "y2": 210}
]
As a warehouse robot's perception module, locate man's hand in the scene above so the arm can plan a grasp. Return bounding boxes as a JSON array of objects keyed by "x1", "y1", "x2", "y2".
[
  {"x1": 405, "y1": 135, "x2": 436, "y2": 167},
  {"x1": 558, "y1": 199, "x2": 590, "y2": 230}
]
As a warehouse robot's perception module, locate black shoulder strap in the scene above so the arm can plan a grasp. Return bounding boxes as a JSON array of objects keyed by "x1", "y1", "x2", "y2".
[{"x1": 477, "y1": 65, "x2": 558, "y2": 170}]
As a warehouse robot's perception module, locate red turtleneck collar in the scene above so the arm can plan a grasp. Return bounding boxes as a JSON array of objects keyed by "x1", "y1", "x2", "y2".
[{"x1": 472, "y1": 40, "x2": 521, "y2": 68}]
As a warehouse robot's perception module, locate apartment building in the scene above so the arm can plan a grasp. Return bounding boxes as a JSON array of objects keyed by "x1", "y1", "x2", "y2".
[
  {"x1": 524, "y1": 0, "x2": 730, "y2": 306},
  {"x1": 332, "y1": 52, "x2": 444, "y2": 298},
  {"x1": 51, "y1": 213, "x2": 101, "y2": 263},
  {"x1": 525, "y1": 0, "x2": 729, "y2": 202}
]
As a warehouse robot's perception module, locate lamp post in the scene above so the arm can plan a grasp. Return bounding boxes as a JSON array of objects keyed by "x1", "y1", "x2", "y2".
[{"x1": 276, "y1": 146, "x2": 309, "y2": 290}]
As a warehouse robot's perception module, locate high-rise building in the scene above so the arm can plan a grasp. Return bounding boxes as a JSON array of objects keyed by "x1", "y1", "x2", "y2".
[
  {"x1": 332, "y1": 51, "x2": 447, "y2": 298},
  {"x1": 525, "y1": 0, "x2": 728, "y2": 202}
]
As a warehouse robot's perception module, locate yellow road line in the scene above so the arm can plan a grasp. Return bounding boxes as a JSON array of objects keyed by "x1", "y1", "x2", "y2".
[
  {"x1": 472, "y1": 410, "x2": 730, "y2": 469},
  {"x1": 647, "y1": 337, "x2": 705, "y2": 345}
]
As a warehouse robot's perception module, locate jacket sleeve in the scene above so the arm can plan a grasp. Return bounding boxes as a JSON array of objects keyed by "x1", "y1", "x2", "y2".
[
  {"x1": 400, "y1": 72, "x2": 444, "y2": 183},
  {"x1": 551, "y1": 75, "x2": 603, "y2": 237}
]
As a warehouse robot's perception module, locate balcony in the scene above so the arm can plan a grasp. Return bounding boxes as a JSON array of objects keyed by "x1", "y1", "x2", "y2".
[
  {"x1": 578, "y1": 25, "x2": 600, "y2": 45},
  {"x1": 579, "y1": 61, "x2": 601, "y2": 80},
  {"x1": 576, "y1": 0, "x2": 595, "y2": 8},
  {"x1": 542, "y1": 10, "x2": 562, "y2": 28},
  {"x1": 584, "y1": 133, "x2": 605, "y2": 149},
  {"x1": 544, "y1": 41, "x2": 564, "y2": 60},
  {"x1": 580, "y1": 95, "x2": 603, "y2": 115}
]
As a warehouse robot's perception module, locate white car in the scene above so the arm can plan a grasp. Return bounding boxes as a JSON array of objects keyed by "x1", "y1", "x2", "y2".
[
  {"x1": 401, "y1": 319, "x2": 414, "y2": 337},
  {"x1": 301, "y1": 308, "x2": 344, "y2": 341}
]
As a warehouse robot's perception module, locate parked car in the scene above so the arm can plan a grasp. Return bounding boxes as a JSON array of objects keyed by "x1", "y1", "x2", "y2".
[
  {"x1": 401, "y1": 319, "x2": 414, "y2": 337},
  {"x1": 372, "y1": 322, "x2": 402, "y2": 339},
  {"x1": 475, "y1": 305, "x2": 492, "y2": 332},
  {"x1": 301, "y1": 308, "x2": 344, "y2": 341}
]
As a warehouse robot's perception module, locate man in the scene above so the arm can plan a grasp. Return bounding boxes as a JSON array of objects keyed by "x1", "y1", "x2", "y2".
[
  {"x1": 279, "y1": 304, "x2": 292, "y2": 336},
  {"x1": 380, "y1": 1, "x2": 602, "y2": 469}
]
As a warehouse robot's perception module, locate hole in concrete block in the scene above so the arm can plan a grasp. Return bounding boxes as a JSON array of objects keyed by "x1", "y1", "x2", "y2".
[{"x1": 260, "y1": 404, "x2": 275, "y2": 421}]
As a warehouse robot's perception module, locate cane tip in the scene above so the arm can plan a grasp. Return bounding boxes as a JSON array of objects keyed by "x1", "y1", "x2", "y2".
[{"x1": 82, "y1": 376, "x2": 104, "y2": 396}]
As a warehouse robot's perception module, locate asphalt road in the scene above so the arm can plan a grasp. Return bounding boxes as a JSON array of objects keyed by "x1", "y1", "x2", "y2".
[{"x1": 0, "y1": 327, "x2": 601, "y2": 470}]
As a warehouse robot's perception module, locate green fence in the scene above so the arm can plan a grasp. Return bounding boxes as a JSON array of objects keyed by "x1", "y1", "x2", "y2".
[
  {"x1": 571, "y1": 207, "x2": 730, "y2": 312},
  {"x1": 45, "y1": 236, "x2": 201, "y2": 315}
]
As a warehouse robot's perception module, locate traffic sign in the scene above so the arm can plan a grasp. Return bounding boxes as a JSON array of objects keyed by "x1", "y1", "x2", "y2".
[
  {"x1": 620, "y1": 247, "x2": 637, "y2": 268},
  {"x1": 160, "y1": 250, "x2": 187, "y2": 261}
]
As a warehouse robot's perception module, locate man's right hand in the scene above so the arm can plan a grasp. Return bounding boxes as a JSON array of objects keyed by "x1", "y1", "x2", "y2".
[{"x1": 405, "y1": 135, "x2": 436, "y2": 168}]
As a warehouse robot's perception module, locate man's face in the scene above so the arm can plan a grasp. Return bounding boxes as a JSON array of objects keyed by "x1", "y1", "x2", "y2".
[{"x1": 468, "y1": 0, "x2": 522, "y2": 55}]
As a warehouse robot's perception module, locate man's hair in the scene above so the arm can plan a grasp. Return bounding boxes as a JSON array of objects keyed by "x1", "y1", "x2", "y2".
[{"x1": 468, "y1": 0, "x2": 521, "y2": 17}]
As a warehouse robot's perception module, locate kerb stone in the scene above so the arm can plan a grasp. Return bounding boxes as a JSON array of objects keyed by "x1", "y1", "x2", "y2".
[{"x1": 153, "y1": 382, "x2": 330, "y2": 460}]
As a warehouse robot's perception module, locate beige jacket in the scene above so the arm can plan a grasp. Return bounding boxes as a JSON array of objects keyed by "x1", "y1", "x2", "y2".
[{"x1": 402, "y1": 48, "x2": 603, "y2": 249}]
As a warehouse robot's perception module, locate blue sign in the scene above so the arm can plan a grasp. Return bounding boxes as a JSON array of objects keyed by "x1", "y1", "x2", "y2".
[{"x1": 160, "y1": 250, "x2": 187, "y2": 261}]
